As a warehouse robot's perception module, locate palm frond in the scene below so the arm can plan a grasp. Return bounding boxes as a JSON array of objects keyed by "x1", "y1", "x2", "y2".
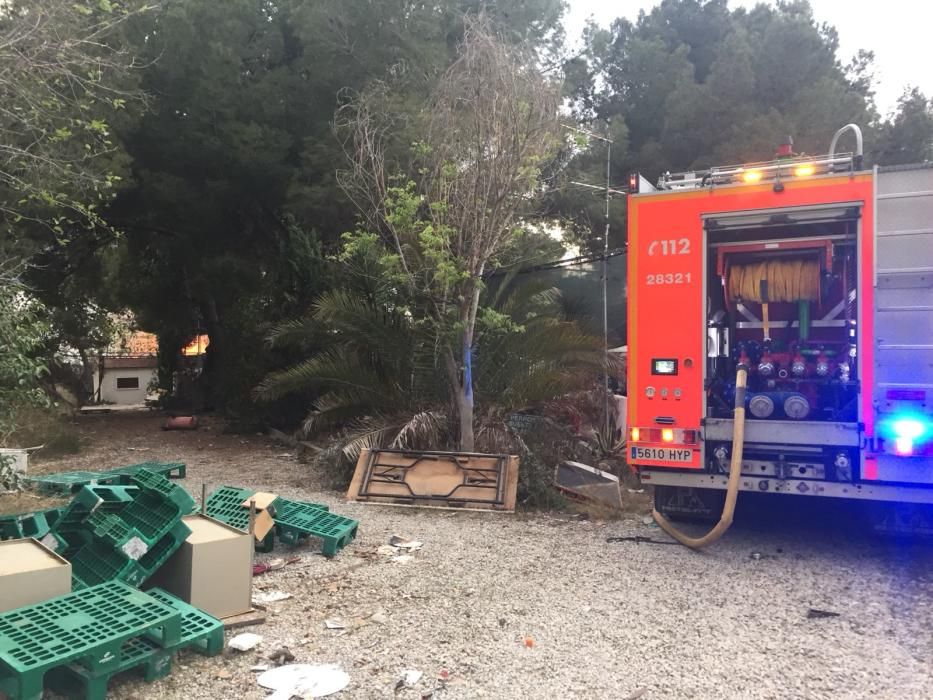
[
  {"x1": 391, "y1": 410, "x2": 447, "y2": 450},
  {"x1": 254, "y1": 348, "x2": 393, "y2": 402}
]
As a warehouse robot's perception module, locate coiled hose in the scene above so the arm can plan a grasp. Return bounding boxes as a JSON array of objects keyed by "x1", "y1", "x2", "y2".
[{"x1": 652, "y1": 364, "x2": 749, "y2": 549}]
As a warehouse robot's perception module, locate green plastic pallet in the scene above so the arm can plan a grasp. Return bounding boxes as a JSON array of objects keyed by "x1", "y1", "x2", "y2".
[
  {"x1": 0, "y1": 581, "x2": 182, "y2": 700},
  {"x1": 109, "y1": 461, "x2": 187, "y2": 483},
  {"x1": 129, "y1": 469, "x2": 195, "y2": 513},
  {"x1": 47, "y1": 486, "x2": 140, "y2": 556},
  {"x1": 275, "y1": 499, "x2": 357, "y2": 556},
  {"x1": 205, "y1": 486, "x2": 276, "y2": 552},
  {"x1": 0, "y1": 507, "x2": 62, "y2": 541},
  {"x1": 45, "y1": 636, "x2": 174, "y2": 700},
  {"x1": 28, "y1": 462, "x2": 187, "y2": 495},
  {"x1": 47, "y1": 588, "x2": 223, "y2": 700},
  {"x1": 69, "y1": 519, "x2": 191, "y2": 590},
  {"x1": 144, "y1": 588, "x2": 224, "y2": 656},
  {"x1": 204, "y1": 485, "x2": 259, "y2": 531}
]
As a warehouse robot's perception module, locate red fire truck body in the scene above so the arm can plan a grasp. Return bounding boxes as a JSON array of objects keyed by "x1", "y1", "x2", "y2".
[{"x1": 626, "y1": 138, "x2": 933, "y2": 517}]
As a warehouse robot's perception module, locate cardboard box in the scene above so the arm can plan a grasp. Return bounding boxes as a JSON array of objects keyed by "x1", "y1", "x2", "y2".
[
  {"x1": 0, "y1": 538, "x2": 71, "y2": 612},
  {"x1": 146, "y1": 514, "x2": 252, "y2": 619}
]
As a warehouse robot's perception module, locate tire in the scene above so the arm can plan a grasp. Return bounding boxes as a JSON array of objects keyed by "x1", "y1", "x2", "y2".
[{"x1": 653, "y1": 485, "x2": 726, "y2": 523}]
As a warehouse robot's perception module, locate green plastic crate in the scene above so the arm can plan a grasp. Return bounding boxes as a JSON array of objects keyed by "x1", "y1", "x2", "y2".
[{"x1": 0, "y1": 582, "x2": 181, "y2": 700}]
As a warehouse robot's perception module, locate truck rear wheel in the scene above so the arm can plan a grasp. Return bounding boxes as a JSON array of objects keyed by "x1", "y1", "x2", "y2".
[{"x1": 653, "y1": 485, "x2": 726, "y2": 523}]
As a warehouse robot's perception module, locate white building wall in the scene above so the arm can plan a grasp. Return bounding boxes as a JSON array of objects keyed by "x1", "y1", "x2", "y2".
[{"x1": 95, "y1": 367, "x2": 157, "y2": 405}]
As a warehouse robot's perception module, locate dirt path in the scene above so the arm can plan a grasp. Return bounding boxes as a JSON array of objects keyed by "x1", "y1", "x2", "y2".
[{"x1": 16, "y1": 411, "x2": 933, "y2": 699}]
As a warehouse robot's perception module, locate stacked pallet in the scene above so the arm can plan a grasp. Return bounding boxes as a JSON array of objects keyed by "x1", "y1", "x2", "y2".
[
  {"x1": 43, "y1": 470, "x2": 195, "y2": 589},
  {"x1": 0, "y1": 581, "x2": 222, "y2": 700}
]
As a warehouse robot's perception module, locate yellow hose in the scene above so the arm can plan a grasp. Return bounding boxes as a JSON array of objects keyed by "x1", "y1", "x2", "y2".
[
  {"x1": 728, "y1": 258, "x2": 819, "y2": 302},
  {"x1": 652, "y1": 365, "x2": 748, "y2": 549}
]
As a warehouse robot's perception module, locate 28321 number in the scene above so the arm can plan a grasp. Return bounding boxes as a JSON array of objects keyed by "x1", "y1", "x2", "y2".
[{"x1": 646, "y1": 272, "x2": 692, "y2": 285}]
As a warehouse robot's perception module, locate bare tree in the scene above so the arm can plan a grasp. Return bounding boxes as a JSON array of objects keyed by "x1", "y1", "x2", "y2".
[
  {"x1": 337, "y1": 16, "x2": 561, "y2": 451},
  {"x1": 0, "y1": 0, "x2": 152, "y2": 239}
]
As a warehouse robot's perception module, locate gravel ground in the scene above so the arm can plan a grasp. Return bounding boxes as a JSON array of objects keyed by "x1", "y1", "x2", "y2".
[{"x1": 16, "y1": 411, "x2": 933, "y2": 700}]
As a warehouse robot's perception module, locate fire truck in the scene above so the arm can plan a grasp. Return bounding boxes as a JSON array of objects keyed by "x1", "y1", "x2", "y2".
[{"x1": 626, "y1": 125, "x2": 933, "y2": 533}]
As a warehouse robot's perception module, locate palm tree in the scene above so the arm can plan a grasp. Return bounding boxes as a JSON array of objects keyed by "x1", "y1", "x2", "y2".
[{"x1": 254, "y1": 262, "x2": 612, "y2": 465}]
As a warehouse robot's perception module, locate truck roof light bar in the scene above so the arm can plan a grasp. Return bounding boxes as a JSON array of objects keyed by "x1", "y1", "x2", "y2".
[{"x1": 657, "y1": 152, "x2": 857, "y2": 191}]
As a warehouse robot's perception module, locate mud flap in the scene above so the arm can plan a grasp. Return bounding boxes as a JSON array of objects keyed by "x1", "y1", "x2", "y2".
[{"x1": 653, "y1": 485, "x2": 727, "y2": 523}]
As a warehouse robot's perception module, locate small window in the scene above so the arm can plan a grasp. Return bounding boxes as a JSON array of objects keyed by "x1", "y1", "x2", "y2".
[{"x1": 116, "y1": 376, "x2": 139, "y2": 390}]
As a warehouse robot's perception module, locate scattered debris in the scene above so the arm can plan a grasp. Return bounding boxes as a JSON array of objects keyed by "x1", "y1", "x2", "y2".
[
  {"x1": 377, "y1": 544, "x2": 399, "y2": 557},
  {"x1": 389, "y1": 535, "x2": 423, "y2": 551},
  {"x1": 555, "y1": 461, "x2": 624, "y2": 509},
  {"x1": 369, "y1": 610, "x2": 389, "y2": 624},
  {"x1": 253, "y1": 556, "x2": 301, "y2": 576},
  {"x1": 251, "y1": 664, "x2": 271, "y2": 672},
  {"x1": 606, "y1": 535, "x2": 678, "y2": 546},
  {"x1": 627, "y1": 488, "x2": 645, "y2": 494},
  {"x1": 222, "y1": 610, "x2": 267, "y2": 630},
  {"x1": 268, "y1": 647, "x2": 296, "y2": 665},
  {"x1": 257, "y1": 663, "x2": 350, "y2": 699},
  {"x1": 401, "y1": 669, "x2": 423, "y2": 687},
  {"x1": 324, "y1": 618, "x2": 346, "y2": 630},
  {"x1": 807, "y1": 608, "x2": 840, "y2": 619},
  {"x1": 252, "y1": 590, "x2": 293, "y2": 604},
  {"x1": 523, "y1": 636, "x2": 535, "y2": 648},
  {"x1": 215, "y1": 668, "x2": 233, "y2": 679},
  {"x1": 750, "y1": 552, "x2": 762, "y2": 560},
  {"x1": 228, "y1": 632, "x2": 263, "y2": 651},
  {"x1": 641, "y1": 516, "x2": 654, "y2": 526},
  {"x1": 392, "y1": 554, "x2": 415, "y2": 564}
]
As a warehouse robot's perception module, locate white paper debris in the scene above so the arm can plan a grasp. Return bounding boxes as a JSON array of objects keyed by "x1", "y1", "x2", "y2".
[
  {"x1": 252, "y1": 590, "x2": 293, "y2": 604},
  {"x1": 401, "y1": 669, "x2": 423, "y2": 687},
  {"x1": 324, "y1": 618, "x2": 346, "y2": 630},
  {"x1": 369, "y1": 611, "x2": 388, "y2": 624},
  {"x1": 228, "y1": 632, "x2": 263, "y2": 651},
  {"x1": 388, "y1": 536, "x2": 423, "y2": 551},
  {"x1": 121, "y1": 536, "x2": 149, "y2": 561},
  {"x1": 257, "y1": 664, "x2": 350, "y2": 699}
]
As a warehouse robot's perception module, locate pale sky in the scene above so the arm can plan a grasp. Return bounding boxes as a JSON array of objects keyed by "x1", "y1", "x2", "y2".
[{"x1": 564, "y1": 0, "x2": 930, "y2": 116}]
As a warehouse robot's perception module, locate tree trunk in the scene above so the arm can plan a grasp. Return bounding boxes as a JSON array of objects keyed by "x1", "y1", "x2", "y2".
[
  {"x1": 453, "y1": 277, "x2": 483, "y2": 453},
  {"x1": 458, "y1": 336, "x2": 475, "y2": 452}
]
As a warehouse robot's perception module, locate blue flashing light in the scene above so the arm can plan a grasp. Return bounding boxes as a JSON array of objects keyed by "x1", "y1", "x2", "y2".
[
  {"x1": 893, "y1": 418, "x2": 925, "y2": 440},
  {"x1": 881, "y1": 414, "x2": 931, "y2": 457}
]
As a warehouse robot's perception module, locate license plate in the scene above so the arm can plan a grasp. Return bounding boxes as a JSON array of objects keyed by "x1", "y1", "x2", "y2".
[{"x1": 631, "y1": 446, "x2": 693, "y2": 463}]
